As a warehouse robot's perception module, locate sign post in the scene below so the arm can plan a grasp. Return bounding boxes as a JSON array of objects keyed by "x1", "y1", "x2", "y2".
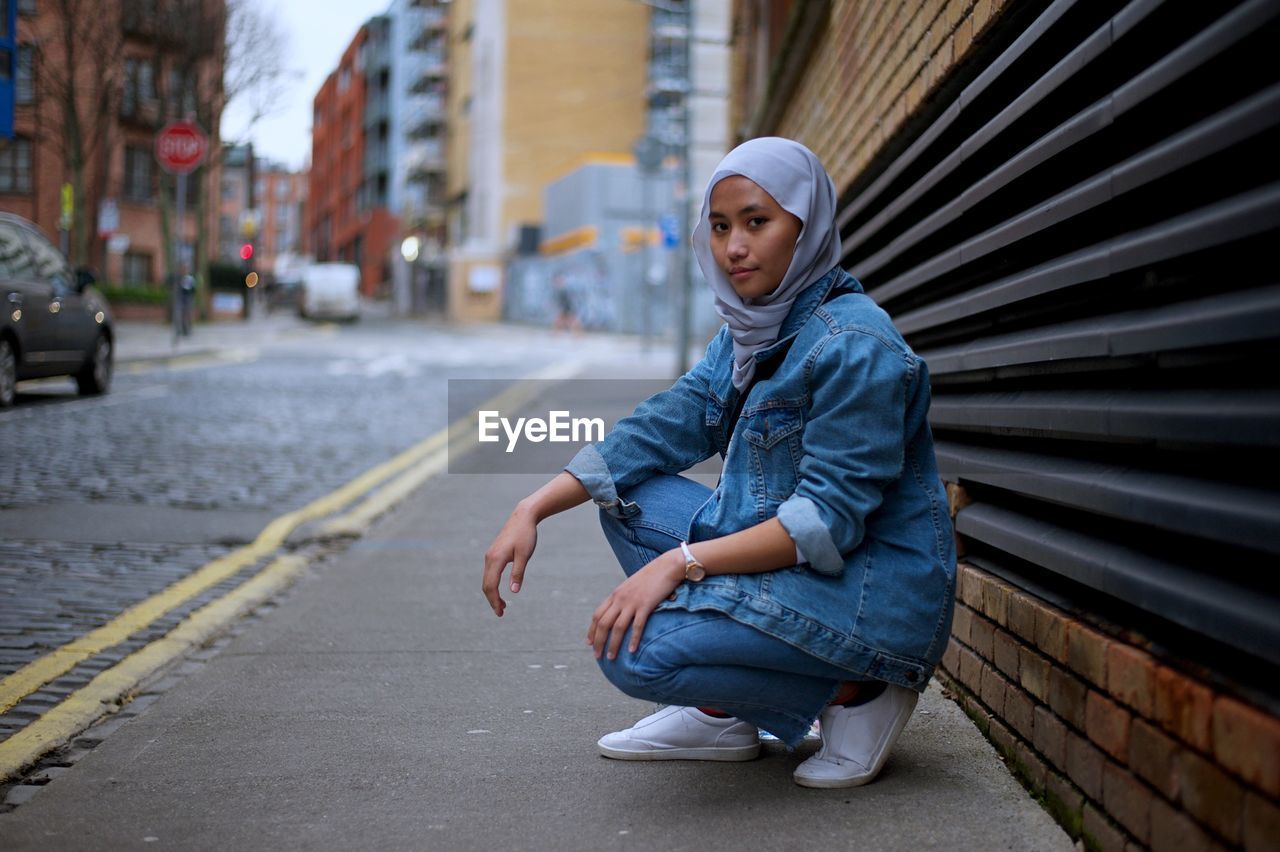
[{"x1": 156, "y1": 119, "x2": 208, "y2": 342}]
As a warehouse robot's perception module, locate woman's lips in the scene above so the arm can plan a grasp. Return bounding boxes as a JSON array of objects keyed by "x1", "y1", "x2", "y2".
[{"x1": 729, "y1": 268, "x2": 756, "y2": 279}]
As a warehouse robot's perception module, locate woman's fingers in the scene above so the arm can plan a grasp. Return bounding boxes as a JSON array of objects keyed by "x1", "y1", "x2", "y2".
[
  {"x1": 628, "y1": 608, "x2": 650, "y2": 654},
  {"x1": 480, "y1": 551, "x2": 507, "y2": 616}
]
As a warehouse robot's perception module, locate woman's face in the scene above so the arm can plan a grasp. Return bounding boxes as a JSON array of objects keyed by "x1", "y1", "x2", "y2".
[{"x1": 708, "y1": 175, "x2": 803, "y2": 301}]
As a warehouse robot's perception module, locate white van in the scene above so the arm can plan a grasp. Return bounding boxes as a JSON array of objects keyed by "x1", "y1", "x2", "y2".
[{"x1": 299, "y1": 263, "x2": 361, "y2": 322}]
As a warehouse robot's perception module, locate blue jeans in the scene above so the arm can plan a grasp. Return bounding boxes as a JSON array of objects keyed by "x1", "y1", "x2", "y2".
[{"x1": 594, "y1": 474, "x2": 858, "y2": 748}]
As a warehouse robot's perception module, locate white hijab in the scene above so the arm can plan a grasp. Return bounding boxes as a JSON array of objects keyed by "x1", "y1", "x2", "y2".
[{"x1": 691, "y1": 137, "x2": 842, "y2": 391}]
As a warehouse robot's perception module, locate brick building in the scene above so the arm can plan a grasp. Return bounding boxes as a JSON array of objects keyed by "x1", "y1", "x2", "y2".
[
  {"x1": 730, "y1": 1, "x2": 1280, "y2": 848},
  {"x1": 0, "y1": 0, "x2": 224, "y2": 289},
  {"x1": 217, "y1": 145, "x2": 307, "y2": 281},
  {"x1": 307, "y1": 19, "x2": 398, "y2": 298}
]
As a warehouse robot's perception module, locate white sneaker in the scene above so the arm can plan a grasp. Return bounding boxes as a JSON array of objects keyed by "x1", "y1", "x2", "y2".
[
  {"x1": 793, "y1": 684, "x2": 918, "y2": 788},
  {"x1": 597, "y1": 705, "x2": 761, "y2": 761}
]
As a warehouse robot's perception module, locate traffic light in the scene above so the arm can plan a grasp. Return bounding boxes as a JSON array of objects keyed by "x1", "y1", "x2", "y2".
[{"x1": 239, "y1": 243, "x2": 254, "y2": 261}]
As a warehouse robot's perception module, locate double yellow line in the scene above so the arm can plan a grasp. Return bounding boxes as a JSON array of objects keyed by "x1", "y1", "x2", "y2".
[{"x1": 0, "y1": 358, "x2": 584, "y2": 781}]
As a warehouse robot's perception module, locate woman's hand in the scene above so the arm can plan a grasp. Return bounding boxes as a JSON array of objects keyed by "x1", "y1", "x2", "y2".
[
  {"x1": 482, "y1": 502, "x2": 539, "y2": 617},
  {"x1": 588, "y1": 550, "x2": 685, "y2": 660}
]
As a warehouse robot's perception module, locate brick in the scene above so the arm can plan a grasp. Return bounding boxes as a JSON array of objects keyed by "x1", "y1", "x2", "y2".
[
  {"x1": 1035, "y1": 704, "x2": 1068, "y2": 771},
  {"x1": 1103, "y1": 762, "x2": 1153, "y2": 844},
  {"x1": 1213, "y1": 696, "x2": 1280, "y2": 798},
  {"x1": 969, "y1": 612, "x2": 995, "y2": 660},
  {"x1": 1008, "y1": 590, "x2": 1037, "y2": 643},
  {"x1": 1107, "y1": 643, "x2": 1156, "y2": 717},
  {"x1": 1067, "y1": 730, "x2": 1106, "y2": 801},
  {"x1": 993, "y1": 628, "x2": 1020, "y2": 679},
  {"x1": 980, "y1": 663, "x2": 1008, "y2": 716},
  {"x1": 1153, "y1": 666, "x2": 1213, "y2": 752},
  {"x1": 1087, "y1": 691, "x2": 1132, "y2": 762},
  {"x1": 1015, "y1": 738, "x2": 1048, "y2": 794},
  {"x1": 946, "y1": 481, "x2": 972, "y2": 518},
  {"x1": 958, "y1": 645, "x2": 983, "y2": 693},
  {"x1": 1129, "y1": 718, "x2": 1182, "y2": 801},
  {"x1": 954, "y1": 13, "x2": 975, "y2": 59},
  {"x1": 1050, "y1": 666, "x2": 1089, "y2": 731},
  {"x1": 1067, "y1": 623, "x2": 1110, "y2": 688},
  {"x1": 1046, "y1": 770, "x2": 1085, "y2": 839},
  {"x1": 1034, "y1": 601, "x2": 1069, "y2": 661},
  {"x1": 1180, "y1": 749, "x2": 1244, "y2": 845},
  {"x1": 942, "y1": 637, "x2": 961, "y2": 676},
  {"x1": 959, "y1": 564, "x2": 984, "y2": 609},
  {"x1": 990, "y1": 713, "x2": 1016, "y2": 760},
  {"x1": 1150, "y1": 796, "x2": 1213, "y2": 852},
  {"x1": 952, "y1": 602, "x2": 973, "y2": 645},
  {"x1": 1243, "y1": 792, "x2": 1280, "y2": 852},
  {"x1": 1006, "y1": 682, "x2": 1035, "y2": 741},
  {"x1": 1020, "y1": 645, "x2": 1051, "y2": 702},
  {"x1": 1083, "y1": 803, "x2": 1128, "y2": 852},
  {"x1": 982, "y1": 576, "x2": 1010, "y2": 626}
]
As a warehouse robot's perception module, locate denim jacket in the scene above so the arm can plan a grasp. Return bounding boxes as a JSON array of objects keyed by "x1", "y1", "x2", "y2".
[{"x1": 564, "y1": 267, "x2": 956, "y2": 691}]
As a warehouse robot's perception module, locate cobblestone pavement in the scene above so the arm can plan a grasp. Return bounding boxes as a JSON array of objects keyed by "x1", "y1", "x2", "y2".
[{"x1": 0, "y1": 314, "x2": 673, "y2": 743}]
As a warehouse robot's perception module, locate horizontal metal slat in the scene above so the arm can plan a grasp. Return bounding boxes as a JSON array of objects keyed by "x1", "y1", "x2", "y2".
[
  {"x1": 935, "y1": 443, "x2": 1280, "y2": 555},
  {"x1": 863, "y1": 0, "x2": 1280, "y2": 304},
  {"x1": 895, "y1": 170, "x2": 1280, "y2": 336},
  {"x1": 929, "y1": 389, "x2": 1280, "y2": 447},
  {"x1": 835, "y1": 0, "x2": 1084, "y2": 232},
  {"x1": 955, "y1": 502, "x2": 1280, "y2": 665},
  {"x1": 917, "y1": 275, "x2": 1280, "y2": 373}
]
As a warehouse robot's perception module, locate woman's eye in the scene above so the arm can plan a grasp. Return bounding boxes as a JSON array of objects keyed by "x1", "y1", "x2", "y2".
[
  {"x1": 711, "y1": 222, "x2": 727, "y2": 233},
  {"x1": 749, "y1": 217, "x2": 767, "y2": 227}
]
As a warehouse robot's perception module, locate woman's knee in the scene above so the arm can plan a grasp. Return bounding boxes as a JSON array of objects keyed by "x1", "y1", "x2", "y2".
[{"x1": 596, "y1": 641, "x2": 674, "y2": 702}]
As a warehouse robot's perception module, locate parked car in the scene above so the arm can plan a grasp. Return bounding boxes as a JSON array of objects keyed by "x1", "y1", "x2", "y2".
[
  {"x1": 298, "y1": 263, "x2": 361, "y2": 322},
  {"x1": 0, "y1": 213, "x2": 113, "y2": 407}
]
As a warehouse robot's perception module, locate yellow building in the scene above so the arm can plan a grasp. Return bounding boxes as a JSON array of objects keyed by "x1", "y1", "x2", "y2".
[{"x1": 445, "y1": 0, "x2": 650, "y2": 321}]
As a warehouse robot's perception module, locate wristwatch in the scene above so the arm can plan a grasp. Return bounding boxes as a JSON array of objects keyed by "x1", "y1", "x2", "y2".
[{"x1": 679, "y1": 541, "x2": 706, "y2": 582}]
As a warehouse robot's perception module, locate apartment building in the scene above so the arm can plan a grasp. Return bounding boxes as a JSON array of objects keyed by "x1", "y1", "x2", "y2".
[
  {"x1": 308, "y1": 19, "x2": 398, "y2": 298},
  {"x1": 0, "y1": 0, "x2": 225, "y2": 287},
  {"x1": 444, "y1": 0, "x2": 650, "y2": 322},
  {"x1": 218, "y1": 145, "x2": 307, "y2": 280}
]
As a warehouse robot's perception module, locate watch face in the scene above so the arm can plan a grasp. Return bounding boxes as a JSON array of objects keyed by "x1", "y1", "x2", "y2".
[{"x1": 685, "y1": 562, "x2": 706, "y2": 582}]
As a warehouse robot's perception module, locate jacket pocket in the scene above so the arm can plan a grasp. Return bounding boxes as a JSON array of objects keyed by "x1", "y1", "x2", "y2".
[{"x1": 742, "y1": 404, "x2": 804, "y2": 499}]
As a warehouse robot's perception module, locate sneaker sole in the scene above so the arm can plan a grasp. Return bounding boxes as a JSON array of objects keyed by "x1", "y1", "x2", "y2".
[{"x1": 597, "y1": 742, "x2": 761, "y2": 762}]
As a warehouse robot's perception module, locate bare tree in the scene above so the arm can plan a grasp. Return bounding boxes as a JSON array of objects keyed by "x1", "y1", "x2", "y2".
[{"x1": 29, "y1": 0, "x2": 125, "y2": 267}]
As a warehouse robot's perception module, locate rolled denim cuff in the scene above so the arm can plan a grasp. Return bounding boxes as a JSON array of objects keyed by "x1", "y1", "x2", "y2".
[
  {"x1": 777, "y1": 495, "x2": 843, "y2": 576},
  {"x1": 563, "y1": 444, "x2": 639, "y2": 519}
]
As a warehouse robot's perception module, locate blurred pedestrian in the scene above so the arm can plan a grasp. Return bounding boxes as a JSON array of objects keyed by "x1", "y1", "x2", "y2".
[
  {"x1": 482, "y1": 138, "x2": 955, "y2": 788},
  {"x1": 551, "y1": 273, "x2": 582, "y2": 335}
]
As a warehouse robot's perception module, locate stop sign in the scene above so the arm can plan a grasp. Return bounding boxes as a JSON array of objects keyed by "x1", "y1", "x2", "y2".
[{"x1": 156, "y1": 120, "x2": 208, "y2": 174}]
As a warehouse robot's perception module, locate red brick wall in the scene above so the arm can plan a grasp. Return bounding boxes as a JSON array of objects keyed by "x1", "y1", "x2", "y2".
[{"x1": 938, "y1": 557, "x2": 1280, "y2": 850}]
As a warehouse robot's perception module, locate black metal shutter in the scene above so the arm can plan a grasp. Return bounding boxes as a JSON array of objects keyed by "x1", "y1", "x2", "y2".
[{"x1": 838, "y1": 0, "x2": 1280, "y2": 685}]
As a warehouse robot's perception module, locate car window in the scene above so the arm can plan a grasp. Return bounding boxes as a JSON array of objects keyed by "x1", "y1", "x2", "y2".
[
  {"x1": 24, "y1": 227, "x2": 73, "y2": 293},
  {"x1": 0, "y1": 222, "x2": 37, "y2": 280}
]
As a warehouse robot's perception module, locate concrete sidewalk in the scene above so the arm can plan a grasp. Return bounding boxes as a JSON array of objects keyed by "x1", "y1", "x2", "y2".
[{"x1": 0, "y1": 361, "x2": 1072, "y2": 850}]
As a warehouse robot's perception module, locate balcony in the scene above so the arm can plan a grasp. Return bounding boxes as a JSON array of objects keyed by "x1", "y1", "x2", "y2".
[
  {"x1": 405, "y1": 141, "x2": 445, "y2": 180},
  {"x1": 418, "y1": 6, "x2": 447, "y2": 31},
  {"x1": 651, "y1": 9, "x2": 689, "y2": 41},
  {"x1": 405, "y1": 94, "x2": 446, "y2": 139},
  {"x1": 410, "y1": 57, "x2": 448, "y2": 93}
]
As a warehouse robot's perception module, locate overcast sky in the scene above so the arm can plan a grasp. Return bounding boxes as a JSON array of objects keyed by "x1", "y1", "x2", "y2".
[{"x1": 219, "y1": 0, "x2": 389, "y2": 171}]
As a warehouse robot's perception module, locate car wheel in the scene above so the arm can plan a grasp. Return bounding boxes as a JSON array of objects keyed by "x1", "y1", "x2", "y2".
[
  {"x1": 0, "y1": 337, "x2": 15, "y2": 408},
  {"x1": 76, "y1": 332, "x2": 113, "y2": 396}
]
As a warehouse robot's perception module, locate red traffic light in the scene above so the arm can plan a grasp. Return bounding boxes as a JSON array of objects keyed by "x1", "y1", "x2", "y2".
[{"x1": 239, "y1": 243, "x2": 254, "y2": 261}]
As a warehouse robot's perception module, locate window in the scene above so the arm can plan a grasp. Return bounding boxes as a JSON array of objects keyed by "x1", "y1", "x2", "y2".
[
  {"x1": 274, "y1": 179, "x2": 289, "y2": 201},
  {"x1": 16, "y1": 44, "x2": 33, "y2": 104},
  {"x1": 121, "y1": 252, "x2": 152, "y2": 286},
  {"x1": 17, "y1": 0, "x2": 37, "y2": 15},
  {"x1": 26, "y1": 229, "x2": 71, "y2": 292},
  {"x1": 0, "y1": 222, "x2": 34, "y2": 278},
  {"x1": 123, "y1": 146, "x2": 153, "y2": 201},
  {"x1": 166, "y1": 68, "x2": 195, "y2": 118},
  {"x1": 0, "y1": 137, "x2": 33, "y2": 194},
  {"x1": 122, "y1": 57, "x2": 158, "y2": 116},
  {"x1": 221, "y1": 177, "x2": 236, "y2": 200}
]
